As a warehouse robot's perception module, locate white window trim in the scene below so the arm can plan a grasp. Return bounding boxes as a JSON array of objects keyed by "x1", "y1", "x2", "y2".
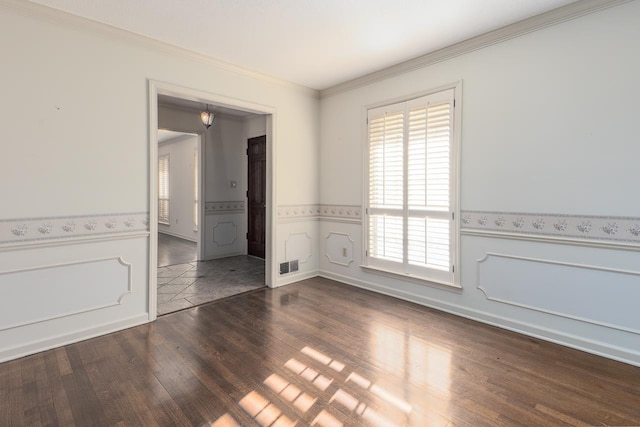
[{"x1": 361, "y1": 81, "x2": 462, "y2": 290}]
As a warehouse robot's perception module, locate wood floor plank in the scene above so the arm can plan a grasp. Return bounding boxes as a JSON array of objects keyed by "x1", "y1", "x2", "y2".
[{"x1": 1, "y1": 277, "x2": 639, "y2": 426}]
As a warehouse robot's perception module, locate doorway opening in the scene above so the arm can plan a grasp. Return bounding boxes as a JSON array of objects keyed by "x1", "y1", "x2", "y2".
[{"x1": 149, "y1": 81, "x2": 276, "y2": 319}]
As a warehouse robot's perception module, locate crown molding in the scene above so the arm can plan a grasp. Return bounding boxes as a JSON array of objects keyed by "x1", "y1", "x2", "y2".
[
  {"x1": 1, "y1": 0, "x2": 319, "y2": 98},
  {"x1": 320, "y1": 0, "x2": 632, "y2": 98}
]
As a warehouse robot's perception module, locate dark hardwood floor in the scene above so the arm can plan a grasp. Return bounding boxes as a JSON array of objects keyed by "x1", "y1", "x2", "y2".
[
  {"x1": 158, "y1": 233, "x2": 197, "y2": 267},
  {"x1": 2, "y1": 277, "x2": 639, "y2": 426}
]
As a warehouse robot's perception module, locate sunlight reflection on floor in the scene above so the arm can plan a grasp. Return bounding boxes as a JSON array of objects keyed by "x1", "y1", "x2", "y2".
[{"x1": 209, "y1": 340, "x2": 430, "y2": 426}]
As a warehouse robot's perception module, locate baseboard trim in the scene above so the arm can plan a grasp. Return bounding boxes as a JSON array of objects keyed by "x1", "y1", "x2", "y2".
[
  {"x1": 158, "y1": 230, "x2": 197, "y2": 243},
  {"x1": 319, "y1": 270, "x2": 640, "y2": 367},
  {"x1": 203, "y1": 251, "x2": 246, "y2": 261},
  {"x1": 275, "y1": 270, "x2": 319, "y2": 287},
  {"x1": 0, "y1": 313, "x2": 150, "y2": 363}
]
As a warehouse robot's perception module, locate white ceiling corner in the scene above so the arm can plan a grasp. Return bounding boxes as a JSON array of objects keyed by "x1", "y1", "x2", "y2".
[{"x1": 28, "y1": 0, "x2": 582, "y2": 90}]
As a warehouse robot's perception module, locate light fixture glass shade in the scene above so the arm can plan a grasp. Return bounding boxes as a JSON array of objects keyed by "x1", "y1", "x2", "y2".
[{"x1": 200, "y1": 110, "x2": 214, "y2": 128}]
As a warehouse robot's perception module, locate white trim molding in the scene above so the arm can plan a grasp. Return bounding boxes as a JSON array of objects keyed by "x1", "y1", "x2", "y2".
[
  {"x1": 461, "y1": 210, "x2": 640, "y2": 248},
  {"x1": 0, "y1": 212, "x2": 149, "y2": 247},
  {"x1": 321, "y1": 0, "x2": 633, "y2": 97},
  {"x1": 278, "y1": 204, "x2": 321, "y2": 222},
  {"x1": 0, "y1": 313, "x2": 149, "y2": 364},
  {"x1": 319, "y1": 204, "x2": 362, "y2": 224},
  {"x1": 205, "y1": 201, "x2": 245, "y2": 215},
  {"x1": 278, "y1": 204, "x2": 362, "y2": 224}
]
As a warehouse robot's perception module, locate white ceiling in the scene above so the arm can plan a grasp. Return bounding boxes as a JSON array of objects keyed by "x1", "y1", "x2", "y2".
[{"x1": 29, "y1": 0, "x2": 579, "y2": 90}]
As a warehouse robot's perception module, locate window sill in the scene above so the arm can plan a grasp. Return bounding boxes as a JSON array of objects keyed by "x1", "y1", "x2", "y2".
[
  {"x1": 360, "y1": 265, "x2": 462, "y2": 293},
  {"x1": 158, "y1": 221, "x2": 170, "y2": 226}
]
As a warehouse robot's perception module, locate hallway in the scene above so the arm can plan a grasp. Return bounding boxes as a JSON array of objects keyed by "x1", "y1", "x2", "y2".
[{"x1": 158, "y1": 256, "x2": 265, "y2": 315}]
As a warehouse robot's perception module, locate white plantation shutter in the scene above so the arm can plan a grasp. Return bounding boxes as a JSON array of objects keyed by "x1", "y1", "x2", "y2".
[
  {"x1": 158, "y1": 154, "x2": 170, "y2": 224},
  {"x1": 368, "y1": 102, "x2": 405, "y2": 262},
  {"x1": 366, "y1": 89, "x2": 456, "y2": 285}
]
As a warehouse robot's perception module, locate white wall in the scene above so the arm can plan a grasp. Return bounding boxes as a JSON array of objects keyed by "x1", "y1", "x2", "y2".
[
  {"x1": 204, "y1": 114, "x2": 247, "y2": 259},
  {"x1": 0, "y1": 2, "x2": 319, "y2": 362},
  {"x1": 318, "y1": 2, "x2": 640, "y2": 366},
  {"x1": 158, "y1": 135, "x2": 198, "y2": 241},
  {"x1": 244, "y1": 115, "x2": 267, "y2": 141}
]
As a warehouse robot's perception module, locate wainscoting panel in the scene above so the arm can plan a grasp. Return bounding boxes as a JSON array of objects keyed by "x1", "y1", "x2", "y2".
[
  {"x1": 0, "y1": 234, "x2": 149, "y2": 363},
  {"x1": 325, "y1": 232, "x2": 355, "y2": 267},
  {"x1": 477, "y1": 253, "x2": 640, "y2": 334},
  {"x1": 276, "y1": 221, "x2": 319, "y2": 287},
  {"x1": 204, "y1": 213, "x2": 246, "y2": 259},
  {"x1": 0, "y1": 257, "x2": 131, "y2": 332},
  {"x1": 285, "y1": 232, "x2": 312, "y2": 263},
  {"x1": 213, "y1": 222, "x2": 237, "y2": 246}
]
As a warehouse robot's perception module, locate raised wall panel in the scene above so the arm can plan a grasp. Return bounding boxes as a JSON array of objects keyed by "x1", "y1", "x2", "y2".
[
  {"x1": 477, "y1": 253, "x2": 640, "y2": 334},
  {"x1": 0, "y1": 235, "x2": 149, "y2": 363},
  {"x1": 204, "y1": 213, "x2": 246, "y2": 259},
  {"x1": 285, "y1": 232, "x2": 312, "y2": 263},
  {"x1": 325, "y1": 232, "x2": 355, "y2": 267},
  {"x1": 213, "y1": 222, "x2": 237, "y2": 246},
  {"x1": 0, "y1": 257, "x2": 131, "y2": 331}
]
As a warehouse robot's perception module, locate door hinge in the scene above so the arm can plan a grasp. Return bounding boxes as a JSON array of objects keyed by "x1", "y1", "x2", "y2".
[
  {"x1": 246, "y1": 190, "x2": 249, "y2": 198},
  {"x1": 453, "y1": 99, "x2": 456, "y2": 108},
  {"x1": 452, "y1": 212, "x2": 455, "y2": 220},
  {"x1": 246, "y1": 232, "x2": 248, "y2": 240},
  {"x1": 246, "y1": 148, "x2": 249, "y2": 155},
  {"x1": 452, "y1": 265, "x2": 455, "y2": 273},
  {"x1": 365, "y1": 250, "x2": 368, "y2": 257}
]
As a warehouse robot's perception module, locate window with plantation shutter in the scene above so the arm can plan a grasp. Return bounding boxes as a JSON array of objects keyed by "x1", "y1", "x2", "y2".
[
  {"x1": 158, "y1": 154, "x2": 170, "y2": 225},
  {"x1": 365, "y1": 88, "x2": 457, "y2": 286}
]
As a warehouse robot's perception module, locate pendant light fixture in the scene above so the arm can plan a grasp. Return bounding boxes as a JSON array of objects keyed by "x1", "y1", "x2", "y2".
[{"x1": 200, "y1": 104, "x2": 215, "y2": 129}]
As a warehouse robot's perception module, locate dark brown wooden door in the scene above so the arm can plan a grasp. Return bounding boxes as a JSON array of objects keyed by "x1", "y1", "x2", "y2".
[{"x1": 247, "y1": 135, "x2": 266, "y2": 258}]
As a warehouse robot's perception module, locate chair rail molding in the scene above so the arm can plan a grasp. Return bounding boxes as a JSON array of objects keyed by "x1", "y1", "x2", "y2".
[
  {"x1": 205, "y1": 201, "x2": 245, "y2": 215},
  {"x1": 0, "y1": 212, "x2": 150, "y2": 248},
  {"x1": 461, "y1": 210, "x2": 640, "y2": 249},
  {"x1": 278, "y1": 204, "x2": 362, "y2": 224}
]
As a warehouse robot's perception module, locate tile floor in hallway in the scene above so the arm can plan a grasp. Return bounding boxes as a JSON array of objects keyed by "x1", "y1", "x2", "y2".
[{"x1": 157, "y1": 255, "x2": 265, "y2": 315}]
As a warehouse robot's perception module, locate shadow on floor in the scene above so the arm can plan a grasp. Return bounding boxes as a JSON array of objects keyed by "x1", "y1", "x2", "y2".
[{"x1": 157, "y1": 255, "x2": 265, "y2": 315}]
